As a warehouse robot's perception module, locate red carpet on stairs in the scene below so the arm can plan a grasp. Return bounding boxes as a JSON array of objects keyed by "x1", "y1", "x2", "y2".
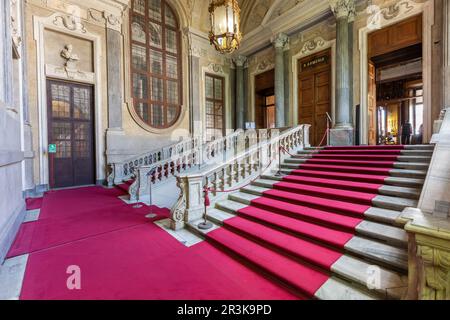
[{"x1": 202, "y1": 145, "x2": 405, "y2": 298}]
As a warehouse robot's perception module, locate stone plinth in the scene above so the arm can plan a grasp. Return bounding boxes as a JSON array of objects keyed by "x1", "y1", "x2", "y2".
[{"x1": 329, "y1": 127, "x2": 353, "y2": 146}]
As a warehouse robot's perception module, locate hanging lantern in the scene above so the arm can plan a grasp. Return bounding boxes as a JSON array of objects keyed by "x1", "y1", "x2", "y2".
[{"x1": 208, "y1": 0, "x2": 242, "y2": 54}]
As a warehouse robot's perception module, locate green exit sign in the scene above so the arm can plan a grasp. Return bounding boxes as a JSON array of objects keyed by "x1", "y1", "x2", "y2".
[{"x1": 48, "y1": 144, "x2": 57, "y2": 154}]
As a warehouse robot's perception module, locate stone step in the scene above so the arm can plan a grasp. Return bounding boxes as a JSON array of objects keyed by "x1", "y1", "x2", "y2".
[
  {"x1": 384, "y1": 176, "x2": 425, "y2": 188},
  {"x1": 298, "y1": 149, "x2": 433, "y2": 156},
  {"x1": 292, "y1": 154, "x2": 431, "y2": 163},
  {"x1": 263, "y1": 171, "x2": 424, "y2": 188},
  {"x1": 209, "y1": 203, "x2": 408, "y2": 272},
  {"x1": 253, "y1": 177, "x2": 420, "y2": 200},
  {"x1": 240, "y1": 183, "x2": 417, "y2": 214},
  {"x1": 205, "y1": 209, "x2": 406, "y2": 299},
  {"x1": 284, "y1": 158, "x2": 429, "y2": 170},
  {"x1": 305, "y1": 144, "x2": 433, "y2": 150},
  {"x1": 280, "y1": 165, "x2": 427, "y2": 179},
  {"x1": 389, "y1": 168, "x2": 427, "y2": 178},
  {"x1": 230, "y1": 185, "x2": 403, "y2": 226},
  {"x1": 223, "y1": 193, "x2": 407, "y2": 248},
  {"x1": 191, "y1": 218, "x2": 381, "y2": 300}
]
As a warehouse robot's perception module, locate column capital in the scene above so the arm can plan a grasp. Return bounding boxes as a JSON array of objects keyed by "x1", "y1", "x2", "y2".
[
  {"x1": 329, "y1": 0, "x2": 356, "y2": 20},
  {"x1": 233, "y1": 55, "x2": 248, "y2": 67},
  {"x1": 271, "y1": 33, "x2": 289, "y2": 51}
]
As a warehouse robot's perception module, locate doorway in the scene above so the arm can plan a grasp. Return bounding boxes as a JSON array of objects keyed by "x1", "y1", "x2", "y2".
[
  {"x1": 47, "y1": 80, "x2": 96, "y2": 188},
  {"x1": 254, "y1": 69, "x2": 275, "y2": 129},
  {"x1": 297, "y1": 49, "x2": 331, "y2": 146},
  {"x1": 367, "y1": 14, "x2": 423, "y2": 145}
]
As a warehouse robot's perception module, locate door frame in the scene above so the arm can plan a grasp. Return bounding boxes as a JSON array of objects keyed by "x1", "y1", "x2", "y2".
[
  {"x1": 297, "y1": 48, "x2": 332, "y2": 146},
  {"x1": 46, "y1": 79, "x2": 96, "y2": 188},
  {"x1": 291, "y1": 37, "x2": 336, "y2": 127},
  {"x1": 359, "y1": 0, "x2": 433, "y2": 144},
  {"x1": 33, "y1": 13, "x2": 104, "y2": 188}
]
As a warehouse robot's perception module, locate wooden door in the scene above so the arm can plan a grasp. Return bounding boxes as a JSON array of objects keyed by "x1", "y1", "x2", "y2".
[
  {"x1": 368, "y1": 61, "x2": 377, "y2": 145},
  {"x1": 47, "y1": 80, "x2": 95, "y2": 188},
  {"x1": 298, "y1": 49, "x2": 331, "y2": 146}
]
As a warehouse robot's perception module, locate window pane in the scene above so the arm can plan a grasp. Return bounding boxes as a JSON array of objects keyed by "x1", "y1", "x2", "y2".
[
  {"x1": 132, "y1": 44, "x2": 147, "y2": 70},
  {"x1": 149, "y1": 22, "x2": 162, "y2": 48},
  {"x1": 165, "y1": 4, "x2": 177, "y2": 27},
  {"x1": 52, "y1": 122, "x2": 71, "y2": 140},
  {"x1": 131, "y1": 15, "x2": 146, "y2": 43},
  {"x1": 214, "y1": 78, "x2": 222, "y2": 99},
  {"x1": 206, "y1": 101, "x2": 214, "y2": 115},
  {"x1": 215, "y1": 102, "x2": 223, "y2": 115},
  {"x1": 167, "y1": 105, "x2": 179, "y2": 123},
  {"x1": 165, "y1": 29, "x2": 177, "y2": 54},
  {"x1": 151, "y1": 104, "x2": 164, "y2": 126},
  {"x1": 132, "y1": 73, "x2": 148, "y2": 99},
  {"x1": 206, "y1": 114, "x2": 214, "y2": 128},
  {"x1": 55, "y1": 141, "x2": 71, "y2": 158},
  {"x1": 135, "y1": 102, "x2": 149, "y2": 123},
  {"x1": 215, "y1": 116, "x2": 223, "y2": 129},
  {"x1": 149, "y1": 0, "x2": 162, "y2": 22},
  {"x1": 73, "y1": 87, "x2": 91, "y2": 120},
  {"x1": 150, "y1": 49, "x2": 163, "y2": 75},
  {"x1": 51, "y1": 84, "x2": 70, "y2": 118},
  {"x1": 167, "y1": 80, "x2": 178, "y2": 104},
  {"x1": 150, "y1": 77, "x2": 163, "y2": 101},
  {"x1": 133, "y1": 0, "x2": 145, "y2": 15},
  {"x1": 74, "y1": 123, "x2": 90, "y2": 158},
  {"x1": 206, "y1": 76, "x2": 214, "y2": 99},
  {"x1": 166, "y1": 55, "x2": 178, "y2": 79}
]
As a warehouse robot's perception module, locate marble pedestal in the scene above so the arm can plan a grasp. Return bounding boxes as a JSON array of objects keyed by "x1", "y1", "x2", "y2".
[{"x1": 329, "y1": 127, "x2": 354, "y2": 146}]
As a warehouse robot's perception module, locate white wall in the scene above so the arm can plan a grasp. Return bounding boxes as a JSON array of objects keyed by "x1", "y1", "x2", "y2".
[{"x1": 0, "y1": 0, "x2": 28, "y2": 263}]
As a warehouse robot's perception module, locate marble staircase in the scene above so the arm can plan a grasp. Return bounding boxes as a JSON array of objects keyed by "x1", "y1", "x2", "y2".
[{"x1": 187, "y1": 144, "x2": 434, "y2": 300}]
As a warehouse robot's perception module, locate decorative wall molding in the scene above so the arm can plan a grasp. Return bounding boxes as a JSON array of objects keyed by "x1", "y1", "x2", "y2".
[
  {"x1": 53, "y1": 13, "x2": 87, "y2": 33},
  {"x1": 45, "y1": 64, "x2": 95, "y2": 83},
  {"x1": 299, "y1": 36, "x2": 327, "y2": 55},
  {"x1": 205, "y1": 63, "x2": 225, "y2": 75},
  {"x1": 88, "y1": 8, "x2": 122, "y2": 32},
  {"x1": 366, "y1": 0, "x2": 419, "y2": 30}
]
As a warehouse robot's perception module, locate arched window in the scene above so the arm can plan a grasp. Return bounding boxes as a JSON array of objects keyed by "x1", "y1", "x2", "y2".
[{"x1": 130, "y1": 0, "x2": 182, "y2": 129}]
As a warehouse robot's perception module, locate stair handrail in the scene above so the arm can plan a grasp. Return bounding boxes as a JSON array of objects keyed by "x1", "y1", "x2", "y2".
[
  {"x1": 106, "y1": 135, "x2": 201, "y2": 186},
  {"x1": 169, "y1": 124, "x2": 310, "y2": 230},
  {"x1": 123, "y1": 129, "x2": 253, "y2": 202}
]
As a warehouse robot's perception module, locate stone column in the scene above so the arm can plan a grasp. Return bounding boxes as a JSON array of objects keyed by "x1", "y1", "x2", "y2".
[
  {"x1": 189, "y1": 53, "x2": 201, "y2": 136},
  {"x1": 329, "y1": 0, "x2": 355, "y2": 145},
  {"x1": 106, "y1": 27, "x2": 123, "y2": 130},
  {"x1": 443, "y1": 0, "x2": 450, "y2": 109},
  {"x1": 348, "y1": 10, "x2": 355, "y2": 126},
  {"x1": 234, "y1": 55, "x2": 247, "y2": 129},
  {"x1": 272, "y1": 33, "x2": 289, "y2": 128}
]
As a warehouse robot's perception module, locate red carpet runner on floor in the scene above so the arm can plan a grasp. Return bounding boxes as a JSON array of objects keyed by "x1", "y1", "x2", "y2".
[
  {"x1": 13, "y1": 186, "x2": 298, "y2": 299},
  {"x1": 203, "y1": 145, "x2": 404, "y2": 298}
]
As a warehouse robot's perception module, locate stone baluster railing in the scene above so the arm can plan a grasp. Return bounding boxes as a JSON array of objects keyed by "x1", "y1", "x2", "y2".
[
  {"x1": 125, "y1": 129, "x2": 253, "y2": 201},
  {"x1": 400, "y1": 107, "x2": 450, "y2": 300},
  {"x1": 169, "y1": 125, "x2": 308, "y2": 230},
  {"x1": 106, "y1": 136, "x2": 200, "y2": 187}
]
